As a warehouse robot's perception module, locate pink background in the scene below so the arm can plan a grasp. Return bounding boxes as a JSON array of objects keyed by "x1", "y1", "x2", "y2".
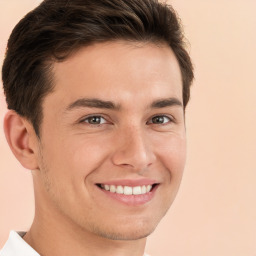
[{"x1": 1, "y1": 1, "x2": 256, "y2": 255}]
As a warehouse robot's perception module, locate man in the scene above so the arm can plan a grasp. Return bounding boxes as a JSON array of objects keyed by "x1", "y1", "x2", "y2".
[{"x1": 1, "y1": 0, "x2": 193, "y2": 255}]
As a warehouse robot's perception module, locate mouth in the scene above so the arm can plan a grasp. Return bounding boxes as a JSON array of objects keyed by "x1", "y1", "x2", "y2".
[
  {"x1": 95, "y1": 182, "x2": 160, "y2": 206},
  {"x1": 96, "y1": 183, "x2": 158, "y2": 195}
]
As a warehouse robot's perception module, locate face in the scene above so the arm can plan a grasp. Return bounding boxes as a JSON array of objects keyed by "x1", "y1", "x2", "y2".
[{"x1": 34, "y1": 41, "x2": 186, "y2": 240}]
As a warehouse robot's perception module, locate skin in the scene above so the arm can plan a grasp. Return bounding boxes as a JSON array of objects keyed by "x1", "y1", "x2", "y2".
[{"x1": 4, "y1": 40, "x2": 186, "y2": 256}]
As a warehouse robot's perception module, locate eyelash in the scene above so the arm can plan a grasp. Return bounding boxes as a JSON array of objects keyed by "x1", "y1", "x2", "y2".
[
  {"x1": 147, "y1": 115, "x2": 174, "y2": 125},
  {"x1": 81, "y1": 115, "x2": 109, "y2": 125},
  {"x1": 80, "y1": 114, "x2": 174, "y2": 126}
]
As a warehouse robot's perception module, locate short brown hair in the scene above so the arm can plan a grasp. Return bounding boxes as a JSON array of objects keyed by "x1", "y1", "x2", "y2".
[{"x1": 2, "y1": 0, "x2": 194, "y2": 136}]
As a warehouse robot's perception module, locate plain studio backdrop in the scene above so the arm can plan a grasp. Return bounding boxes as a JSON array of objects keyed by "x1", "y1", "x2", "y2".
[{"x1": 0, "y1": 1, "x2": 255, "y2": 255}]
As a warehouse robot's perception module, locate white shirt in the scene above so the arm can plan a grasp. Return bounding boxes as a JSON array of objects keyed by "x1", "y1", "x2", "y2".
[
  {"x1": 0, "y1": 231, "x2": 39, "y2": 256},
  {"x1": 0, "y1": 231, "x2": 150, "y2": 256}
]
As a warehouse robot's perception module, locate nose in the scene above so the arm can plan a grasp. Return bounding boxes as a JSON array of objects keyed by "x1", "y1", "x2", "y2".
[{"x1": 111, "y1": 126, "x2": 156, "y2": 171}]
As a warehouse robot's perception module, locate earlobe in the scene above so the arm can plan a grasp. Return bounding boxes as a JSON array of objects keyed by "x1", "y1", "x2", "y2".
[{"x1": 4, "y1": 110, "x2": 39, "y2": 170}]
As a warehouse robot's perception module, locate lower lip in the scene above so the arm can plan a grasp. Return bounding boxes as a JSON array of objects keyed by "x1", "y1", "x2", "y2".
[{"x1": 96, "y1": 185, "x2": 159, "y2": 206}]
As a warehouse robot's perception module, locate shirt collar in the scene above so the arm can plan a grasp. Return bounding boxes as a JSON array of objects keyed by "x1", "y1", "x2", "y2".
[{"x1": 0, "y1": 230, "x2": 40, "y2": 256}]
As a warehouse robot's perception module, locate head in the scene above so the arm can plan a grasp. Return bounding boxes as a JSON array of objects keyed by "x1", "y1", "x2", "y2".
[{"x1": 2, "y1": 0, "x2": 193, "y2": 241}]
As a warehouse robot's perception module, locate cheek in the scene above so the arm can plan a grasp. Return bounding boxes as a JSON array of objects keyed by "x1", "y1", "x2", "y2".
[
  {"x1": 156, "y1": 135, "x2": 187, "y2": 178},
  {"x1": 39, "y1": 130, "x2": 112, "y2": 183},
  {"x1": 157, "y1": 136, "x2": 186, "y2": 205},
  {"x1": 156, "y1": 131, "x2": 186, "y2": 161},
  {"x1": 63, "y1": 135, "x2": 112, "y2": 178}
]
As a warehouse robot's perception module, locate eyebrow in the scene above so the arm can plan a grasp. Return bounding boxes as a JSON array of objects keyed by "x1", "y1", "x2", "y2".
[
  {"x1": 66, "y1": 98, "x2": 120, "y2": 111},
  {"x1": 65, "y1": 97, "x2": 183, "y2": 112},
  {"x1": 150, "y1": 97, "x2": 183, "y2": 108}
]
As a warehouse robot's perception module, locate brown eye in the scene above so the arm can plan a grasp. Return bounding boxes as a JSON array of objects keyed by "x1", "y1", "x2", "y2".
[
  {"x1": 149, "y1": 115, "x2": 172, "y2": 124},
  {"x1": 84, "y1": 116, "x2": 107, "y2": 125}
]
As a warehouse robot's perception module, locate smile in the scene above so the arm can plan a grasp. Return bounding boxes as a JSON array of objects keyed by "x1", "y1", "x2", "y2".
[
  {"x1": 97, "y1": 184, "x2": 154, "y2": 195},
  {"x1": 96, "y1": 182, "x2": 159, "y2": 206}
]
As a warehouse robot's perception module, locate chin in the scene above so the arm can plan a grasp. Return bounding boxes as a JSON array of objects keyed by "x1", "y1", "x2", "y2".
[
  {"x1": 96, "y1": 226, "x2": 156, "y2": 241},
  {"x1": 88, "y1": 217, "x2": 159, "y2": 241}
]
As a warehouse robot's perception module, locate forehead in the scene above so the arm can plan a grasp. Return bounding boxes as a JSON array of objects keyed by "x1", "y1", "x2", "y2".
[{"x1": 47, "y1": 41, "x2": 183, "y2": 111}]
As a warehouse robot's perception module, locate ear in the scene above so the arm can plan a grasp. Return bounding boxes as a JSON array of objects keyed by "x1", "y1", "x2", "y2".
[{"x1": 4, "y1": 110, "x2": 39, "y2": 170}]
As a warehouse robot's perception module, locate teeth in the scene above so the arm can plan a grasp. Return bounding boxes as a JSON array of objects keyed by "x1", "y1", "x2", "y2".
[
  {"x1": 133, "y1": 186, "x2": 142, "y2": 195},
  {"x1": 110, "y1": 185, "x2": 116, "y2": 193},
  {"x1": 104, "y1": 185, "x2": 110, "y2": 191},
  {"x1": 100, "y1": 184, "x2": 153, "y2": 195},
  {"x1": 124, "y1": 186, "x2": 133, "y2": 195},
  {"x1": 116, "y1": 185, "x2": 124, "y2": 194}
]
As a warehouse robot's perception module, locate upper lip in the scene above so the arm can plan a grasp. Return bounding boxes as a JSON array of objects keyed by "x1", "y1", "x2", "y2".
[{"x1": 96, "y1": 179, "x2": 159, "y2": 187}]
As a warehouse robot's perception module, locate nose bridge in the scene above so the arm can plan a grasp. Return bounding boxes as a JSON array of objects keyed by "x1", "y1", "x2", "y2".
[{"x1": 111, "y1": 123, "x2": 156, "y2": 170}]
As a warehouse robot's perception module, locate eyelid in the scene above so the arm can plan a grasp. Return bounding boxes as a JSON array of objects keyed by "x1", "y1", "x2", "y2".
[
  {"x1": 79, "y1": 114, "x2": 110, "y2": 124},
  {"x1": 77, "y1": 113, "x2": 175, "y2": 125},
  {"x1": 147, "y1": 114, "x2": 175, "y2": 124}
]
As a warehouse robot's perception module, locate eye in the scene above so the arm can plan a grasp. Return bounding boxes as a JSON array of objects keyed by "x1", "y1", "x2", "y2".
[
  {"x1": 82, "y1": 115, "x2": 108, "y2": 125},
  {"x1": 148, "y1": 115, "x2": 173, "y2": 125}
]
